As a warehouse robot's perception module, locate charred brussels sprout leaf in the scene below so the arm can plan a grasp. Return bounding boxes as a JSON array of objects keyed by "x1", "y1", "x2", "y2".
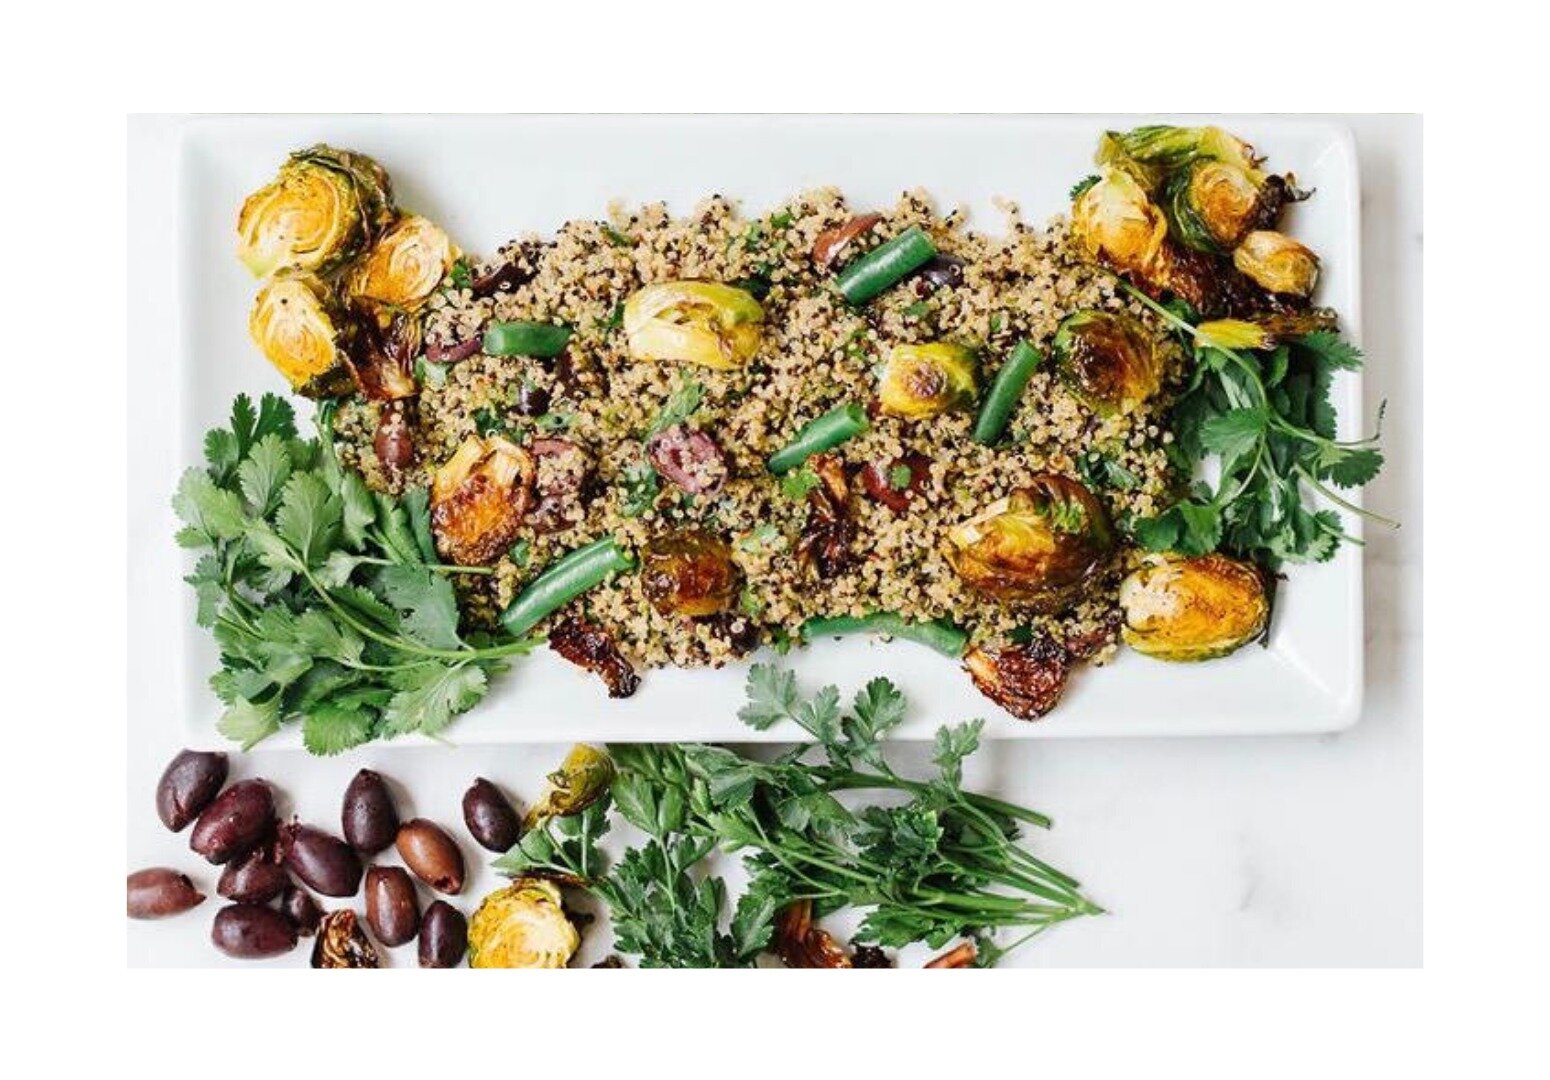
[
  {"x1": 1119, "y1": 553, "x2": 1269, "y2": 661},
  {"x1": 1051, "y1": 310, "x2": 1161, "y2": 415}
]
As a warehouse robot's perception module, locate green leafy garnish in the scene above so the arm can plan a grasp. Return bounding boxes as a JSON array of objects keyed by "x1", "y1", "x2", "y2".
[
  {"x1": 448, "y1": 258, "x2": 473, "y2": 290},
  {"x1": 618, "y1": 461, "x2": 660, "y2": 518},
  {"x1": 646, "y1": 377, "x2": 704, "y2": 438},
  {"x1": 779, "y1": 466, "x2": 820, "y2": 501}
]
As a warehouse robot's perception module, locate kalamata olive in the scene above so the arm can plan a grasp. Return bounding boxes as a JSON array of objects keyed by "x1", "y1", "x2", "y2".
[
  {"x1": 515, "y1": 383, "x2": 551, "y2": 417},
  {"x1": 526, "y1": 437, "x2": 594, "y2": 534},
  {"x1": 647, "y1": 424, "x2": 728, "y2": 496},
  {"x1": 462, "y1": 778, "x2": 522, "y2": 852},
  {"x1": 280, "y1": 823, "x2": 363, "y2": 898},
  {"x1": 418, "y1": 901, "x2": 468, "y2": 968},
  {"x1": 127, "y1": 868, "x2": 206, "y2": 919},
  {"x1": 918, "y1": 254, "x2": 965, "y2": 290},
  {"x1": 471, "y1": 259, "x2": 531, "y2": 297},
  {"x1": 211, "y1": 903, "x2": 298, "y2": 959},
  {"x1": 189, "y1": 779, "x2": 275, "y2": 864},
  {"x1": 155, "y1": 749, "x2": 228, "y2": 832},
  {"x1": 365, "y1": 866, "x2": 420, "y2": 947},
  {"x1": 396, "y1": 819, "x2": 465, "y2": 895},
  {"x1": 374, "y1": 405, "x2": 416, "y2": 477},
  {"x1": 280, "y1": 885, "x2": 323, "y2": 937},
  {"x1": 217, "y1": 842, "x2": 289, "y2": 904},
  {"x1": 425, "y1": 336, "x2": 482, "y2": 364},
  {"x1": 341, "y1": 768, "x2": 400, "y2": 854},
  {"x1": 812, "y1": 213, "x2": 883, "y2": 270},
  {"x1": 859, "y1": 453, "x2": 931, "y2": 513}
]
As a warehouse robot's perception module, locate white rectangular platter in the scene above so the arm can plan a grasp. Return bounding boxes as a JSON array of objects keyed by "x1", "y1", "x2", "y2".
[{"x1": 174, "y1": 114, "x2": 1363, "y2": 745}]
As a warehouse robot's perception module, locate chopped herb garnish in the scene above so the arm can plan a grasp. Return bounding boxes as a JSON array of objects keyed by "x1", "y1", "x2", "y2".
[
  {"x1": 619, "y1": 461, "x2": 660, "y2": 518},
  {"x1": 601, "y1": 224, "x2": 635, "y2": 248},
  {"x1": 448, "y1": 258, "x2": 473, "y2": 290},
  {"x1": 887, "y1": 464, "x2": 914, "y2": 491},
  {"x1": 415, "y1": 357, "x2": 448, "y2": 389},
  {"x1": 646, "y1": 378, "x2": 704, "y2": 437},
  {"x1": 736, "y1": 523, "x2": 784, "y2": 553},
  {"x1": 770, "y1": 210, "x2": 794, "y2": 229},
  {"x1": 534, "y1": 411, "x2": 573, "y2": 434},
  {"x1": 473, "y1": 407, "x2": 510, "y2": 437},
  {"x1": 1069, "y1": 175, "x2": 1100, "y2": 201},
  {"x1": 508, "y1": 540, "x2": 531, "y2": 567},
  {"x1": 779, "y1": 467, "x2": 821, "y2": 501},
  {"x1": 902, "y1": 300, "x2": 931, "y2": 319}
]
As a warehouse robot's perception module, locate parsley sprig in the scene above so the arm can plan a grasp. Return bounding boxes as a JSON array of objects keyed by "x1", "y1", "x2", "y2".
[
  {"x1": 496, "y1": 666, "x2": 1099, "y2": 967},
  {"x1": 175, "y1": 393, "x2": 542, "y2": 754},
  {"x1": 1124, "y1": 284, "x2": 1393, "y2": 565}
]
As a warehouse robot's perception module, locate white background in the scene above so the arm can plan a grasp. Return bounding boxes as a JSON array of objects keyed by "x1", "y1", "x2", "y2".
[{"x1": 127, "y1": 114, "x2": 1419, "y2": 967}]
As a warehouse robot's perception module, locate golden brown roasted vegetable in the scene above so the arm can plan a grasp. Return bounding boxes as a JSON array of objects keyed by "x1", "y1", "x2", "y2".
[
  {"x1": 1072, "y1": 168, "x2": 1169, "y2": 280},
  {"x1": 1119, "y1": 553, "x2": 1269, "y2": 662},
  {"x1": 796, "y1": 453, "x2": 857, "y2": 580},
  {"x1": 945, "y1": 476, "x2": 1113, "y2": 613},
  {"x1": 347, "y1": 214, "x2": 457, "y2": 311},
  {"x1": 641, "y1": 531, "x2": 741, "y2": 618},
  {"x1": 1096, "y1": 125, "x2": 1264, "y2": 192},
  {"x1": 877, "y1": 343, "x2": 979, "y2": 419},
  {"x1": 467, "y1": 879, "x2": 579, "y2": 968},
  {"x1": 236, "y1": 145, "x2": 394, "y2": 278},
  {"x1": 1164, "y1": 160, "x2": 1264, "y2": 252},
  {"x1": 924, "y1": 941, "x2": 979, "y2": 969},
  {"x1": 430, "y1": 435, "x2": 533, "y2": 566},
  {"x1": 963, "y1": 635, "x2": 1073, "y2": 720},
  {"x1": 524, "y1": 744, "x2": 616, "y2": 831},
  {"x1": 343, "y1": 306, "x2": 420, "y2": 401},
  {"x1": 1233, "y1": 230, "x2": 1320, "y2": 298},
  {"x1": 1050, "y1": 310, "x2": 1161, "y2": 415},
  {"x1": 310, "y1": 910, "x2": 381, "y2": 968},
  {"x1": 623, "y1": 281, "x2": 764, "y2": 370},
  {"x1": 247, "y1": 271, "x2": 353, "y2": 398},
  {"x1": 549, "y1": 617, "x2": 640, "y2": 698}
]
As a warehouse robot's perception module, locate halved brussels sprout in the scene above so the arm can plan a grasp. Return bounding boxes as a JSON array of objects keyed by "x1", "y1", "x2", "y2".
[
  {"x1": 247, "y1": 271, "x2": 353, "y2": 397},
  {"x1": 1119, "y1": 553, "x2": 1269, "y2": 661},
  {"x1": 1233, "y1": 230, "x2": 1320, "y2": 297},
  {"x1": 347, "y1": 215, "x2": 457, "y2": 311},
  {"x1": 1097, "y1": 125, "x2": 1263, "y2": 191},
  {"x1": 945, "y1": 476, "x2": 1113, "y2": 613},
  {"x1": 467, "y1": 878, "x2": 580, "y2": 968},
  {"x1": 430, "y1": 435, "x2": 534, "y2": 566},
  {"x1": 1051, "y1": 310, "x2": 1161, "y2": 415},
  {"x1": 1071, "y1": 168, "x2": 1168, "y2": 278},
  {"x1": 623, "y1": 281, "x2": 764, "y2": 370},
  {"x1": 236, "y1": 145, "x2": 394, "y2": 278},
  {"x1": 1164, "y1": 161, "x2": 1264, "y2": 253},
  {"x1": 878, "y1": 343, "x2": 979, "y2": 419},
  {"x1": 523, "y1": 744, "x2": 616, "y2": 831},
  {"x1": 642, "y1": 530, "x2": 741, "y2": 618}
]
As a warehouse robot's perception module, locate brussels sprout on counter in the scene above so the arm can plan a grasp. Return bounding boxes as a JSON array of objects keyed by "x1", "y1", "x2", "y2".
[
  {"x1": 1051, "y1": 310, "x2": 1161, "y2": 415},
  {"x1": 642, "y1": 530, "x2": 741, "y2": 618},
  {"x1": 623, "y1": 281, "x2": 764, "y2": 370},
  {"x1": 236, "y1": 144, "x2": 395, "y2": 278},
  {"x1": 429, "y1": 435, "x2": 534, "y2": 566},
  {"x1": 523, "y1": 744, "x2": 616, "y2": 831},
  {"x1": 468, "y1": 878, "x2": 580, "y2": 968},
  {"x1": 945, "y1": 476, "x2": 1113, "y2": 614},
  {"x1": 1233, "y1": 230, "x2": 1321, "y2": 298},
  {"x1": 1072, "y1": 168, "x2": 1169, "y2": 280},
  {"x1": 878, "y1": 342, "x2": 979, "y2": 419},
  {"x1": 347, "y1": 214, "x2": 457, "y2": 311},
  {"x1": 247, "y1": 271, "x2": 354, "y2": 398},
  {"x1": 1118, "y1": 553, "x2": 1269, "y2": 661}
]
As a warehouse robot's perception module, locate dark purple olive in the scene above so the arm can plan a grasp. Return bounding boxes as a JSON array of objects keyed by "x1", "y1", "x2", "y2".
[
  {"x1": 280, "y1": 823, "x2": 363, "y2": 898},
  {"x1": 515, "y1": 383, "x2": 552, "y2": 417},
  {"x1": 471, "y1": 260, "x2": 531, "y2": 297},
  {"x1": 127, "y1": 868, "x2": 206, "y2": 919},
  {"x1": 341, "y1": 769, "x2": 400, "y2": 855},
  {"x1": 647, "y1": 424, "x2": 728, "y2": 496},
  {"x1": 374, "y1": 406, "x2": 417, "y2": 478},
  {"x1": 364, "y1": 866, "x2": 420, "y2": 947},
  {"x1": 396, "y1": 819, "x2": 465, "y2": 895},
  {"x1": 217, "y1": 843, "x2": 289, "y2": 904},
  {"x1": 462, "y1": 778, "x2": 522, "y2": 853},
  {"x1": 418, "y1": 901, "x2": 468, "y2": 968},
  {"x1": 155, "y1": 749, "x2": 228, "y2": 832},
  {"x1": 211, "y1": 903, "x2": 298, "y2": 959},
  {"x1": 918, "y1": 254, "x2": 965, "y2": 290},
  {"x1": 279, "y1": 885, "x2": 323, "y2": 937},
  {"x1": 425, "y1": 336, "x2": 482, "y2": 364},
  {"x1": 189, "y1": 779, "x2": 275, "y2": 864}
]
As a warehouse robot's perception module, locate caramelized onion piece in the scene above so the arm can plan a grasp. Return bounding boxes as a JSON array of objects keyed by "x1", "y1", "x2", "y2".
[{"x1": 549, "y1": 617, "x2": 640, "y2": 698}]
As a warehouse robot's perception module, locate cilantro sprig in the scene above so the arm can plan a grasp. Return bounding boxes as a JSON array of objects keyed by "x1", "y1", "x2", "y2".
[
  {"x1": 496, "y1": 666, "x2": 1099, "y2": 967},
  {"x1": 175, "y1": 393, "x2": 541, "y2": 754}
]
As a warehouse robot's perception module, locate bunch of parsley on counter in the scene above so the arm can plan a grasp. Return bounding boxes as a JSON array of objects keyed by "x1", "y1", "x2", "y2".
[
  {"x1": 174, "y1": 393, "x2": 541, "y2": 754},
  {"x1": 1124, "y1": 284, "x2": 1394, "y2": 567},
  {"x1": 496, "y1": 666, "x2": 1100, "y2": 968}
]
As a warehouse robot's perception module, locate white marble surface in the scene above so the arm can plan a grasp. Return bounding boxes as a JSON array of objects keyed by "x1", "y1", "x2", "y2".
[{"x1": 126, "y1": 115, "x2": 1421, "y2": 967}]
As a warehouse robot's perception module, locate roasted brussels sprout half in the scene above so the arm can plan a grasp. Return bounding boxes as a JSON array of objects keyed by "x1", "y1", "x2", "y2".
[
  {"x1": 429, "y1": 435, "x2": 534, "y2": 566},
  {"x1": 247, "y1": 271, "x2": 353, "y2": 397},
  {"x1": 1071, "y1": 168, "x2": 1169, "y2": 279},
  {"x1": 878, "y1": 343, "x2": 979, "y2": 419},
  {"x1": 344, "y1": 306, "x2": 420, "y2": 401},
  {"x1": 1051, "y1": 310, "x2": 1161, "y2": 415},
  {"x1": 1233, "y1": 230, "x2": 1320, "y2": 298},
  {"x1": 1163, "y1": 161, "x2": 1264, "y2": 253},
  {"x1": 642, "y1": 530, "x2": 741, "y2": 618},
  {"x1": 945, "y1": 476, "x2": 1113, "y2": 613},
  {"x1": 963, "y1": 635, "x2": 1073, "y2": 720},
  {"x1": 623, "y1": 281, "x2": 764, "y2": 370},
  {"x1": 1119, "y1": 553, "x2": 1269, "y2": 662},
  {"x1": 347, "y1": 215, "x2": 457, "y2": 311},
  {"x1": 524, "y1": 744, "x2": 616, "y2": 830},
  {"x1": 236, "y1": 145, "x2": 394, "y2": 278},
  {"x1": 467, "y1": 878, "x2": 580, "y2": 968},
  {"x1": 1097, "y1": 125, "x2": 1263, "y2": 192}
]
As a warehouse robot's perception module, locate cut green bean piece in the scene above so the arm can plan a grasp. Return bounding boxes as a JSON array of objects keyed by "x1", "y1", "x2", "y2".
[
  {"x1": 834, "y1": 226, "x2": 937, "y2": 305},
  {"x1": 482, "y1": 320, "x2": 574, "y2": 358},
  {"x1": 800, "y1": 611, "x2": 970, "y2": 658},
  {"x1": 767, "y1": 403, "x2": 869, "y2": 474},
  {"x1": 499, "y1": 536, "x2": 636, "y2": 637},
  {"x1": 973, "y1": 340, "x2": 1044, "y2": 445}
]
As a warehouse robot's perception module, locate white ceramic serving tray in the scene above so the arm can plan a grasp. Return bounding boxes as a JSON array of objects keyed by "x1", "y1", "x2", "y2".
[{"x1": 174, "y1": 115, "x2": 1363, "y2": 745}]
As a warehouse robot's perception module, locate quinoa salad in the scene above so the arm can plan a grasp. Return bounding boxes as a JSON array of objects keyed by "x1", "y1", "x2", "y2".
[{"x1": 193, "y1": 124, "x2": 1380, "y2": 741}]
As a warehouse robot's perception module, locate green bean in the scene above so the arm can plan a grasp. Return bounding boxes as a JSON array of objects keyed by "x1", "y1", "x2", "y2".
[
  {"x1": 834, "y1": 226, "x2": 937, "y2": 305},
  {"x1": 766, "y1": 403, "x2": 869, "y2": 475},
  {"x1": 499, "y1": 536, "x2": 635, "y2": 637},
  {"x1": 800, "y1": 611, "x2": 970, "y2": 658},
  {"x1": 482, "y1": 320, "x2": 573, "y2": 358},
  {"x1": 972, "y1": 340, "x2": 1043, "y2": 445}
]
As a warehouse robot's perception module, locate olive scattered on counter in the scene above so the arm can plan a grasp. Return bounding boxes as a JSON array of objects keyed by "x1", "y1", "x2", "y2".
[
  {"x1": 279, "y1": 823, "x2": 364, "y2": 898},
  {"x1": 155, "y1": 750, "x2": 229, "y2": 832},
  {"x1": 216, "y1": 842, "x2": 289, "y2": 904},
  {"x1": 397, "y1": 819, "x2": 465, "y2": 895},
  {"x1": 341, "y1": 768, "x2": 400, "y2": 855},
  {"x1": 418, "y1": 901, "x2": 468, "y2": 968},
  {"x1": 189, "y1": 779, "x2": 275, "y2": 864},
  {"x1": 127, "y1": 868, "x2": 206, "y2": 919},
  {"x1": 280, "y1": 884, "x2": 323, "y2": 937},
  {"x1": 462, "y1": 778, "x2": 522, "y2": 853},
  {"x1": 211, "y1": 903, "x2": 298, "y2": 959},
  {"x1": 365, "y1": 866, "x2": 421, "y2": 947}
]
